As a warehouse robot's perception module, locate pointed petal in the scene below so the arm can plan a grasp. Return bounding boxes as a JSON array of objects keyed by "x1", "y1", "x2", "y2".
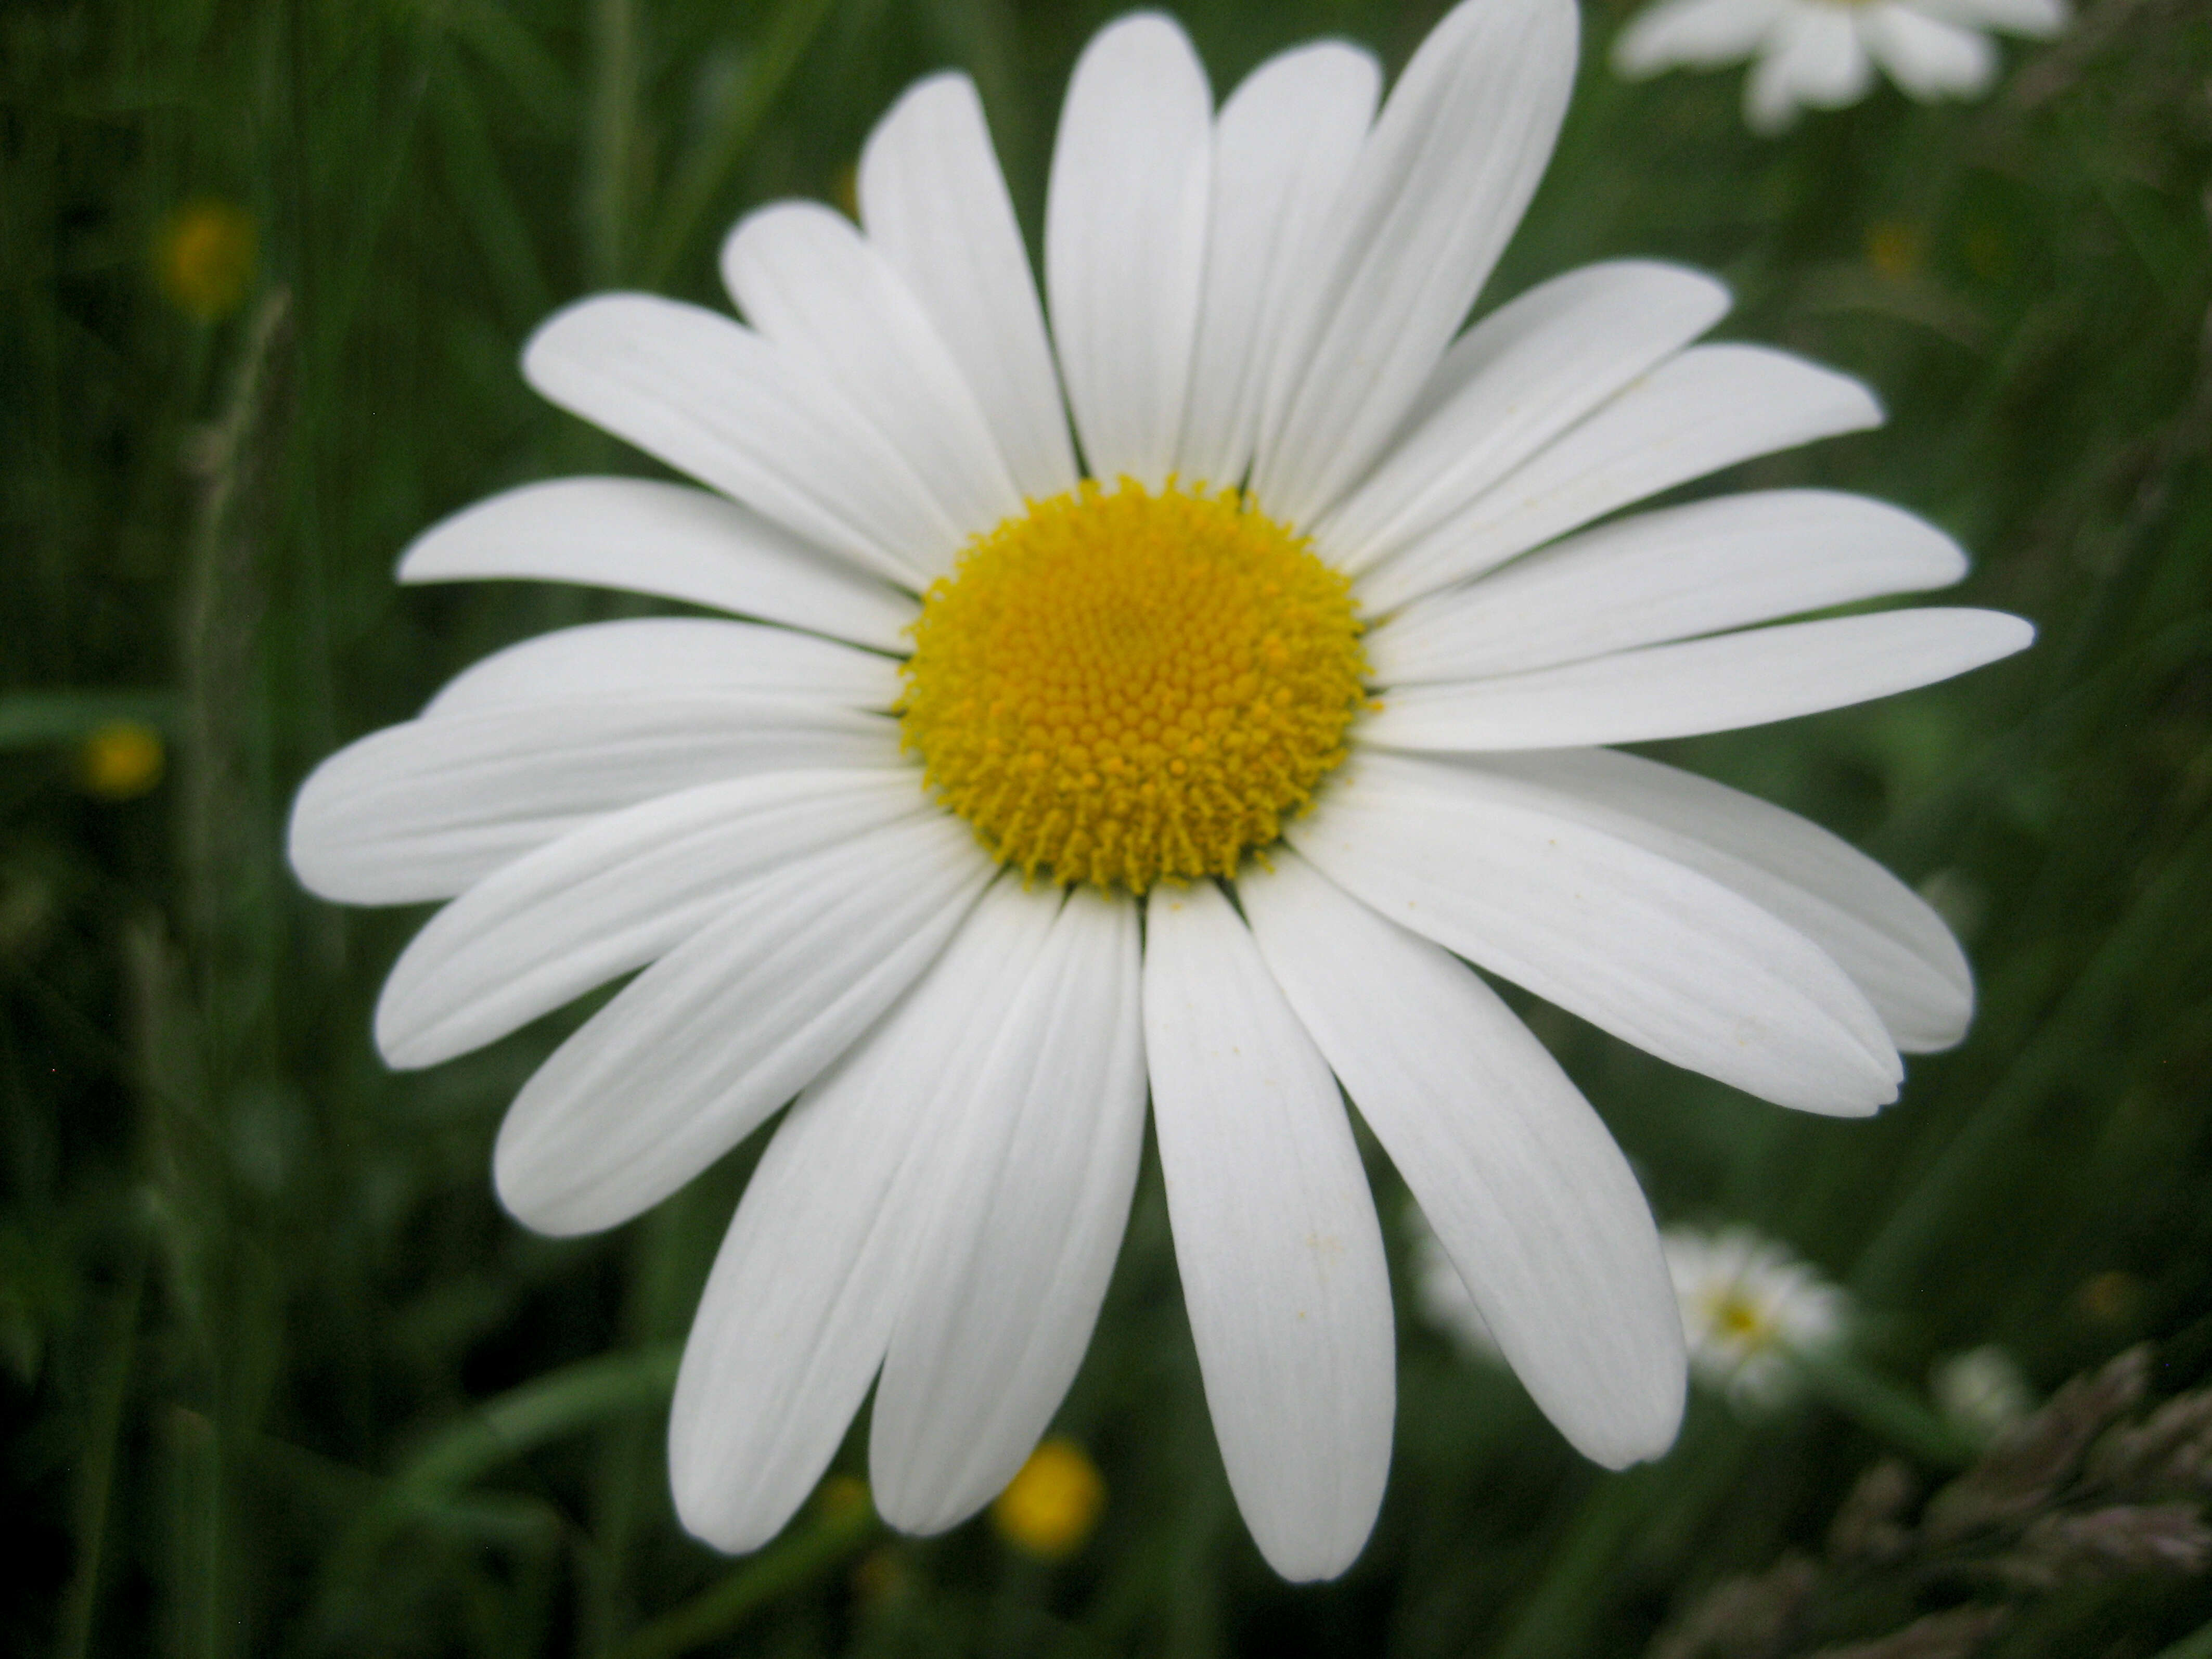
[
  {"x1": 491, "y1": 813, "x2": 990, "y2": 1236},
  {"x1": 1142, "y1": 880, "x2": 1393, "y2": 1582},
  {"x1": 287, "y1": 696, "x2": 902, "y2": 905},
  {"x1": 375, "y1": 769, "x2": 925, "y2": 1068},
  {"x1": 1858, "y1": 4, "x2": 1997, "y2": 98},
  {"x1": 522, "y1": 294, "x2": 950, "y2": 588},
  {"x1": 1318, "y1": 262, "x2": 1731, "y2": 573},
  {"x1": 422, "y1": 619, "x2": 900, "y2": 718},
  {"x1": 1241, "y1": 851, "x2": 1684, "y2": 1467},
  {"x1": 1747, "y1": 7, "x2": 1873, "y2": 133},
  {"x1": 871, "y1": 888, "x2": 1146, "y2": 1532},
  {"x1": 1469, "y1": 748, "x2": 1974, "y2": 1052},
  {"x1": 1289, "y1": 753, "x2": 1901, "y2": 1113},
  {"x1": 858, "y1": 72, "x2": 1078, "y2": 503},
  {"x1": 1358, "y1": 344, "x2": 1884, "y2": 612},
  {"x1": 397, "y1": 478, "x2": 916, "y2": 653},
  {"x1": 667, "y1": 878, "x2": 1046, "y2": 1552},
  {"x1": 1045, "y1": 14, "x2": 1213, "y2": 487},
  {"x1": 1612, "y1": 0, "x2": 1787, "y2": 74},
  {"x1": 1177, "y1": 42, "x2": 1380, "y2": 490},
  {"x1": 1369, "y1": 491, "x2": 1969, "y2": 686},
  {"x1": 1917, "y1": 0, "x2": 2066, "y2": 37},
  {"x1": 1251, "y1": 0, "x2": 1579, "y2": 527},
  {"x1": 1361, "y1": 609, "x2": 2035, "y2": 751},
  {"x1": 721, "y1": 201, "x2": 1023, "y2": 554}
]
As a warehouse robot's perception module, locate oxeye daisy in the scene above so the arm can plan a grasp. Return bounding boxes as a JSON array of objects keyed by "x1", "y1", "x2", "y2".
[
  {"x1": 289, "y1": 0, "x2": 2032, "y2": 1581},
  {"x1": 1665, "y1": 1225, "x2": 1849, "y2": 1410},
  {"x1": 1611, "y1": 0, "x2": 2068, "y2": 134}
]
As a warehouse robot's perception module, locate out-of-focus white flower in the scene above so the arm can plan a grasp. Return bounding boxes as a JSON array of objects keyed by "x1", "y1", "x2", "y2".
[
  {"x1": 1612, "y1": 0, "x2": 2069, "y2": 134},
  {"x1": 1406, "y1": 1201, "x2": 1503, "y2": 1362},
  {"x1": 1931, "y1": 1344, "x2": 2036, "y2": 1439},
  {"x1": 1665, "y1": 1226, "x2": 1848, "y2": 1409}
]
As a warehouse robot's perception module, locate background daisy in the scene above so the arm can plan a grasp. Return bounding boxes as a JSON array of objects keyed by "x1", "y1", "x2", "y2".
[{"x1": 1612, "y1": 0, "x2": 2071, "y2": 132}]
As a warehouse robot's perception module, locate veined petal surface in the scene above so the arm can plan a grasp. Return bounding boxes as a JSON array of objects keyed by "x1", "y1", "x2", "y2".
[
  {"x1": 376, "y1": 770, "x2": 926, "y2": 1068},
  {"x1": 523, "y1": 294, "x2": 951, "y2": 588},
  {"x1": 666, "y1": 875, "x2": 1046, "y2": 1553},
  {"x1": 422, "y1": 618, "x2": 899, "y2": 718},
  {"x1": 1362, "y1": 609, "x2": 2034, "y2": 751},
  {"x1": 721, "y1": 201, "x2": 1023, "y2": 556},
  {"x1": 1319, "y1": 262, "x2": 1731, "y2": 573},
  {"x1": 1290, "y1": 753, "x2": 1901, "y2": 1114},
  {"x1": 859, "y1": 72, "x2": 1078, "y2": 503},
  {"x1": 1359, "y1": 343, "x2": 1884, "y2": 612},
  {"x1": 1468, "y1": 749, "x2": 1974, "y2": 1052},
  {"x1": 288, "y1": 695, "x2": 901, "y2": 905},
  {"x1": 1045, "y1": 14, "x2": 1212, "y2": 487},
  {"x1": 492, "y1": 812, "x2": 990, "y2": 1237},
  {"x1": 872, "y1": 888, "x2": 1147, "y2": 1533},
  {"x1": 1241, "y1": 851, "x2": 1684, "y2": 1467},
  {"x1": 397, "y1": 478, "x2": 916, "y2": 653},
  {"x1": 1177, "y1": 42, "x2": 1379, "y2": 491},
  {"x1": 1252, "y1": 0, "x2": 1578, "y2": 526},
  {"x1": 1368, "y1": 491, "x2": 1967, "y2": 685},
  {"x1": 1144, "y1": 880, "x2": 1393, "y2": 1582}
]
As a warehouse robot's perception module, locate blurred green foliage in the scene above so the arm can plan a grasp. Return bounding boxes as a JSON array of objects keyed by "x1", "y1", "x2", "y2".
[{"x1": 4, "y1": 0, "x2": 2211, "y2": 1653}]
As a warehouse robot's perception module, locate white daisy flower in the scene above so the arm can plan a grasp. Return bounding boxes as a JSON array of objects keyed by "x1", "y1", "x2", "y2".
[
  {"x1": 1612, "y1": 0, "x2": 2069, "y2": 134},
  {"x1": 1665, "y1": 1225, "x2": 1850, "y2": 1409},
  {"x1": 289, "y1": 0, "x2": 2031, "y2": 1581}
]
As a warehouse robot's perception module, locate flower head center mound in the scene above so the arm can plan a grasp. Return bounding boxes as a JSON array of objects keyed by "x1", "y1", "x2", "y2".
[
  {"x1": 1709, "y1": 1290, "x2": 1776, "y2": 1348},
  {"x1": 899, "y1": 479, "x2": 1367, "y2": 893}
]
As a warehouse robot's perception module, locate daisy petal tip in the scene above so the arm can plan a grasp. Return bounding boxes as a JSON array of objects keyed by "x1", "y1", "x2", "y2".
[{"x1": 489, "y1": 1121, "x2": 598, "y2": 1241}]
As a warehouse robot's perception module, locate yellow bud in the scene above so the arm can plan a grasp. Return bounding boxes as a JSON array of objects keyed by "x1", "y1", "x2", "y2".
[
  {"x1": 991, "y1": 1438, "x2": 1104, "y2": 1561},
  {"x1": 79, "y1": 721, "x2": 164, "y2": 801},
  {"x1": 156, "y1": 200, "x2": 257, "y2": 322}
]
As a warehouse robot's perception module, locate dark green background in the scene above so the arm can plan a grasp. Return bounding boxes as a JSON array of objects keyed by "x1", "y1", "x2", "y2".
[{"x1": 5, "y1": 0, "x2": 2211, "y2": 1652}]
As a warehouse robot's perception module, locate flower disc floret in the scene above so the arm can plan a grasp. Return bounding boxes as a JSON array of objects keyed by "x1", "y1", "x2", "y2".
[{"x1": 899, "y1": 480, "x2": 1368, "y2": 893}]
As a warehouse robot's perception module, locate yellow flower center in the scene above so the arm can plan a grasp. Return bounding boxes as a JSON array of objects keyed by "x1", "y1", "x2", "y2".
[
  {"x1": 899, "y1": 480, "x2": 1368, "y2": 894},
  {"x1": 1711, "y1": 1292, "x2": 1773, "y2": 1347}
]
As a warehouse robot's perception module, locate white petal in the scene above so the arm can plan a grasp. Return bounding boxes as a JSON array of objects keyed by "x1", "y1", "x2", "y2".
[
  {"x1": 1357, "y1": 344, "x2": 1884, "y2": 613},
  {"x1": 287, "y1": 696, "x2": 902, "y2": 905},
  {"x1": 522, "y1": 294, "x2": 951, "y2": 589},
  {"x1": 1361, "y1": 608, "x2": 2035, "y2": 751},
  {"x1": 1240, "y1": 851, "x2": 1683, "y2": 1467},
  {"x1": 871, "y1": 888, "x2": 1147, "y2": 1532},
  {"x1": 858, "y1": 72, "x2": 1078, "y2": 504},
  {"x1": 375, "y1": 769, "x2": 926, "y2": 1068},
  {"x1": 1177, "y1": 42, "x2": 1380, "y2": 490},
  {"x1": 1914, "y1": 0, "x2": 2065, "y2": 38},
  {"x1": 1612, "y1": 0, "x2": 1787, "y2": 74},
  {"x1": 1044, "y1": 14, "x2": 1212, "y2": 487},
  {"x1": 1858, "y1": 3, "x2": 1998, "y2": 98},
  {"x1": 1747, "y1": 6, "x2": 1873, "y2": 133},
  {"x1": 422, "y1": 618, "x2": 900, "y2": 719},
  {"x1": 397, "y1": 478, "x2": 916, "y2": 653},
  {"x1": 1369, "y1": 490, "x2": 1967, "y2": 685},
  {"x1": 1250, "y1": 0, "x2": 1579, "y2": 528},
  {"x1": 721, "y1": 201, "x2": 1023, "y2": 555},
  {"x1": 1467, "y1": 748, "x2": 1974, "y2": 1052},
  {"x1": 1317, "y1": 262, "x2": 1732, "y2": 573},
  {"x1": 667, "y1": 878, "x2": 1041, "y2": 1553},
  {"x1": 1142, "y1": 880, "x2": 1393, "y2": 1582},
  {"x1": 492, "y1": 812, "x2": 990, "y2": 1237},
  {"x1": 1289, "y1": 752, "x2": 1901, "y2": 1113}
]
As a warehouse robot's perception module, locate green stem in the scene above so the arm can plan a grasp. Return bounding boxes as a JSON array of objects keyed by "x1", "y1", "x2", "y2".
[
  {"x1": 1787, "y1": 1347, "x2": 1979, "y2": 1469},
  {"x1": 610, "y1": 1500, "x2": 881, "y2": 1659},
  {"x1": 2155, "y1": 1619, "x2": 2212, "y2": 1659},
  {"x1": 55, "y1": 1261, "x2": 147, "y2": 1659}
]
